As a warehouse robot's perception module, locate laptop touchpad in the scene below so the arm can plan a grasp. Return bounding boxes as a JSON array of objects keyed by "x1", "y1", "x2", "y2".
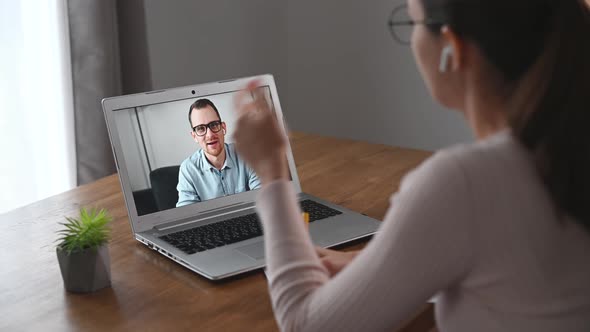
[{"x1": 235, "y1": 242, "x2": 265, "y2": 260}]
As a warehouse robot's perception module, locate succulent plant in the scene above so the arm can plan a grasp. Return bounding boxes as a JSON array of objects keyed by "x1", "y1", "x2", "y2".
[{"x1": 57, "y1": 208, "x2": 112, "y2": 255}]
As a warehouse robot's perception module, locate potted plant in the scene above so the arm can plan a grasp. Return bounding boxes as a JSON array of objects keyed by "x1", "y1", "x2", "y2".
[{"x1": 56, "y1": 207, "x2": 113, "y2": 293}]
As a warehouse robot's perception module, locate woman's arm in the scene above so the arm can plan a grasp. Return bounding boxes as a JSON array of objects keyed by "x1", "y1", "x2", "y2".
[
  {"x1": 315, "y1": 247, "x2": 360, "y2": 278},
  {"x1": 233, "y1": 80, "x2": 477, "y2": 331},
  {"x1": 256, "y1": 152, "x2": 477, "y2": 332}
]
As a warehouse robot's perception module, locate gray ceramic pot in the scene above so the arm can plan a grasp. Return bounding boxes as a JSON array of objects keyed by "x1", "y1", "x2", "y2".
[{"x1": 56, "y1": 245, "x2": 111, "y2": 293}]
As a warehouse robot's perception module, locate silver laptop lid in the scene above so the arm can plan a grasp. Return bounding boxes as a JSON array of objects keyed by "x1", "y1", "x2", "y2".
[{"x1": 102, "y1": 74, "x2": 301, "y2": 233}]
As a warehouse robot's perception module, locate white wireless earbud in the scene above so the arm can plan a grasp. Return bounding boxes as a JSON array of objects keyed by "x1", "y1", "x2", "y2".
[
  {"x1": 439, "y1": 45, "x2": 453, "y2": 73},
  {"x1": 222, "y1": 129, "x2": 226, "y2": 135}
]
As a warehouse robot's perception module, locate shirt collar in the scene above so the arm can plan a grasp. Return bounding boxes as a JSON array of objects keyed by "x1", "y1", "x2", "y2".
[{"x1": 198, "y1": 143, "x2": 234, "y2": 171}]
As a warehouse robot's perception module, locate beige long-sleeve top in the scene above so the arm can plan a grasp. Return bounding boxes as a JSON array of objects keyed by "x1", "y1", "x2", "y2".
[{"x1": 256, "y1": 131, "x2": 590, "y2": 332}]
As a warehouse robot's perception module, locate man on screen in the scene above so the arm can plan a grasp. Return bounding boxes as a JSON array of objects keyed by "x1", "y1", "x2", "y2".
[{"x1": 176, "y1": 98, "x2": 261, "y2": 207}]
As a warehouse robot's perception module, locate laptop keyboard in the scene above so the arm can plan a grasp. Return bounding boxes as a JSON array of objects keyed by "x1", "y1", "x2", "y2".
[{"x1": 159, "y1": 199, "x2": 342, "y2": 255}]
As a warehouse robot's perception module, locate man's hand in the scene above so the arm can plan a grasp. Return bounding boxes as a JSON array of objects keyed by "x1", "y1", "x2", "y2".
[{"x1": 316, "y1": 247, "x2": 360, "y2": 277}]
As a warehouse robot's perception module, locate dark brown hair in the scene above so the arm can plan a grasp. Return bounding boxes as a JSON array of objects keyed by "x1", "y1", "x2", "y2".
[
  {"x1": 188, "y1": 98, "x2": 221, "y2": 128},
  {"x1": 421, "y1": 0, "x2": 590, "y2": 227}
]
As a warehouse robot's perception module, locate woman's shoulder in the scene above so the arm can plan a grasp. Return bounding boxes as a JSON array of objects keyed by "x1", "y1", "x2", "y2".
[
  {"x1": 402, "y1": 130, "x2": 531, "y2": 194},
  {"x1": 430, "y1": 130, "x2": 527, "y2": 173},
  {"x1": 451, "y1": 130, "x2": 532, "y2": 177}
]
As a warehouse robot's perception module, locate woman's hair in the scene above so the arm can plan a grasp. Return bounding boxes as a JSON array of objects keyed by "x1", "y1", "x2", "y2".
[{"x1": 421, "y1": 0, "x2": 590, "y2": 228}]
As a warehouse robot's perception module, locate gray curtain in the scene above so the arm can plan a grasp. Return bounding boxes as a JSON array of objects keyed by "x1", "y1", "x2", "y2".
[{"x1": 67, "y1": 0, "x2": 120, "y2": 185}]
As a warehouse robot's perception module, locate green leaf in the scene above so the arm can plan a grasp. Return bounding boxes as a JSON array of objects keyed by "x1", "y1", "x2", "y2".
[{"x1": 55, "y1": 207, "x2": 113, "y2": 253}]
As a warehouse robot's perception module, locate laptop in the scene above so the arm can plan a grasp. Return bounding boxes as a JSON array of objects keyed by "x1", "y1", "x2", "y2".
[{"x1": 102, "y1": 74, "x2": 381, "y2": 280}]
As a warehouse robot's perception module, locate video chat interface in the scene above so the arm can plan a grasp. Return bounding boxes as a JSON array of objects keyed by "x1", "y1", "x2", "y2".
[{"x1": 113, "y1": 87, "x2": 290, "y2": 216}]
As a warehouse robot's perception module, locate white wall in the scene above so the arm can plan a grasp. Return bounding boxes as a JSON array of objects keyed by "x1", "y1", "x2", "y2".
[
  {"x1": 113, "y1": 108, "x2": 151, "y2": 190},
  {"x1": 139, "y1": 0, "x2": 473, "y2": 151}
]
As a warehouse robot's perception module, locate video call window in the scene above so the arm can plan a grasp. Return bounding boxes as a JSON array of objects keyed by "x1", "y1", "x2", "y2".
[{"x1": 113, "y1": 87, "x2": 288, "y2": 216}]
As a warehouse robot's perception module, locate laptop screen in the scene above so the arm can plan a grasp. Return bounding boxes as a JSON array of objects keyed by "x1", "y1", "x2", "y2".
[{"x1": 111, "y1": 86, "x2": 291, "y2": 216}]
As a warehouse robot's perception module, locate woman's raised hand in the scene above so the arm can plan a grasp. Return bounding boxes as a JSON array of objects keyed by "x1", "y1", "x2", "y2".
[{"x1": 233, "y1": 80, "x2": 289, "y2": 185}]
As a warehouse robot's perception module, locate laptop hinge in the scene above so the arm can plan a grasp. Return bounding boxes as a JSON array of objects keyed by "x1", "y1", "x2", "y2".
[{"x1": 154, "y1": 202, "x2": 255, "y2": 232}]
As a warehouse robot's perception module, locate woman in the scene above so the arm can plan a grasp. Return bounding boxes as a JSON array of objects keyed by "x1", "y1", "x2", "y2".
[{"x1": 233, "y1": 0, "x2": 590, "y2": 331}]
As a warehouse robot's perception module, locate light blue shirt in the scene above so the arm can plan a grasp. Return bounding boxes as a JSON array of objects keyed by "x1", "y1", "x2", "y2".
[{"x1": 176, "y1": 143, "x2": 261, "y2": 207}]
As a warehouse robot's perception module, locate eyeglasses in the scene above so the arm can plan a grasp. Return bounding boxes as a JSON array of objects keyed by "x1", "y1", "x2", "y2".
[
  {"x1": 387, "y1": 4, "x2": 443, "y2": 45},
  {"x1": 192, "y1": 120, "x2": 222, "y2": 136}
]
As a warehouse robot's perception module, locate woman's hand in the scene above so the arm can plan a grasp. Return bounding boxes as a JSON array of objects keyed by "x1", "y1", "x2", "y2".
[
  {"x1": 233, "y1": 80, "x2": 289, "y2": 185},
  {"x1": 315, "y1": 247, "x2": 359, "y2": 277}
]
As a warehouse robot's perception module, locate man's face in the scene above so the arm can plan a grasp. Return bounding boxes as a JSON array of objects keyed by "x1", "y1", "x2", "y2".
[{"x1": 190, "y1": 106, "x2": 226, "y2": 158}]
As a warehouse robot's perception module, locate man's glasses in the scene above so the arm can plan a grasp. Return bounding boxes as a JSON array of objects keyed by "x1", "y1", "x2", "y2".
[
  {"x1": 193, "y1": 120, "x2": 222, "y2": 137},
  {"x1": 387, "y1": 4, "x2": 443, "y2": 45}
]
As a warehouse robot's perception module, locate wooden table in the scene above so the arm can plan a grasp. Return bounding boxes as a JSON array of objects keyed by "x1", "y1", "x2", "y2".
[{"x1": 0, "y1": 132, "x2": 434, "y2": 332}]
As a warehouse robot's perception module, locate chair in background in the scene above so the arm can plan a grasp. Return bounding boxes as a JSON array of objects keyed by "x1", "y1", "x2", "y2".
[
  {"x1": 132, "y1": 188, "x2": 158, "y2": 216},
  {"x1": 150, "y1": 165, "x2": 181, "y2": 211}
]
